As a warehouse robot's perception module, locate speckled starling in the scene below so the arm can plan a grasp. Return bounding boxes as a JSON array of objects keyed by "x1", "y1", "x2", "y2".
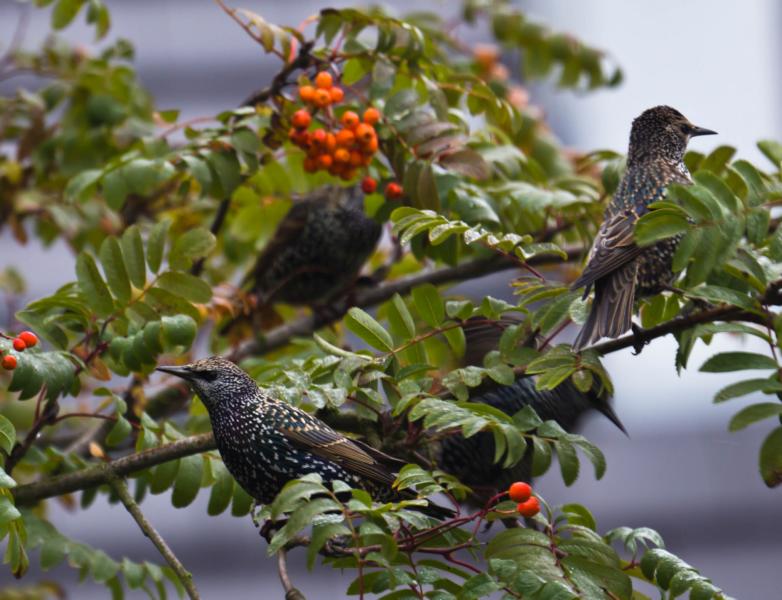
[
  {"x1": 245, "y1": 184, "x2": 381, "y2": 307},
  {"x1": 572, "y1": 106, "x2": 716, "y2": 349},
  {"x1": 437, "y1": 318, "x2": 624, "y2": 499},
  {"x1": 156, "y1": 357, "x2": 452, "y2": 517}
]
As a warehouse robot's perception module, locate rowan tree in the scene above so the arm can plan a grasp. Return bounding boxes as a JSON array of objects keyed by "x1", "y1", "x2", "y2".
[{"x1": 1, "y1": 1, "x2": 781, "y2": 598}]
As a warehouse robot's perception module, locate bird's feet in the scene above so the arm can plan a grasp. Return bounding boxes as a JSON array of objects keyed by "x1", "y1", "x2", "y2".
[
  {"x1": 631, "y1": 323, "x2": 649, "y2": 355},
  {"x1": 259, "y1": 518, "x2": 286, "y2": 543}
]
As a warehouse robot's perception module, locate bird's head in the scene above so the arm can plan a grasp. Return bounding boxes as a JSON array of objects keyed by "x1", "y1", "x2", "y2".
[
  {"x1": 628, "y1": 105, "x2": 716, "y2": 165},
  {"x1": 156, "y1": 356, "x2": 259, "y2": 409}
]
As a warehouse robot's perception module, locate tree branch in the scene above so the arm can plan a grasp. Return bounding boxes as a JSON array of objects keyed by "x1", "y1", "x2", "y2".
[
  {"x1": 13, "y1": 433, "x2": 216, "y2": 506},
  {"x1": 106, "y1": 469, "x2": 200, "y2": 600},
  {"x1": 277, "y1": 549, "x2": 306, "y2": 600}
]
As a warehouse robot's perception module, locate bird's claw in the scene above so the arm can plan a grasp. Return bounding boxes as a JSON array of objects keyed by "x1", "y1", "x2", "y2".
[{"x1": 631, "y1": 323, "x2": 648, "y2": 355}]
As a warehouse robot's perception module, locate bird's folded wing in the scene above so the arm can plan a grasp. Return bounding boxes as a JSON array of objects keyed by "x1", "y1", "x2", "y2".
[
  {"x1": 571, "y1": 209, "x2": 643, "y2": 291},
  {"x1": 279, "y1": 423, "x2": 398, "y2": 486}
]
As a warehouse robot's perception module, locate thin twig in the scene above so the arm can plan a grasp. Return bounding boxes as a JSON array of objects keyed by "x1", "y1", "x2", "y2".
[
  {"x1": 277, "y1": 549, "x2": 306, "y2": 600},
  {"x1": 106, "y1": 469, "x2": 200, "y2": 600}
]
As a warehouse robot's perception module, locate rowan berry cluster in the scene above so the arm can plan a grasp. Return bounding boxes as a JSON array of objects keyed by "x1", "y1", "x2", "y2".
[
  {"x1": 1, "y1": 330, "x2": 38, "y2": 370},
  {"x1": 288, "y1": 70, "x2": 404, "y2": 198},
  {"x1": 507, "y1": 481, "x2": 541, "y2": 518}
]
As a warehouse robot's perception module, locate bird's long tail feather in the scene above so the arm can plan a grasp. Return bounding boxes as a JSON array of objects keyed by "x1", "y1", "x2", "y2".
[{"x1": 573, "y1": 263, "x2": 637, "y2": 350}]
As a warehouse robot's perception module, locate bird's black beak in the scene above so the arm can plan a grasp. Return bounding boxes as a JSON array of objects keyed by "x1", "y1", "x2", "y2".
[
  {"x1": 156, "y1": 364, "x2": 193, "y2": 380},
  {"x1": 689, "y1": 125, "x2": 717, "y2": 137},
  {"x1": 597, "y1": 403, "x2": 629, "y2": 437}
]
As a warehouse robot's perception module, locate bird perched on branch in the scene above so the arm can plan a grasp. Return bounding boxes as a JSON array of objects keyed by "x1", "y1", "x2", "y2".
[
  {"x1": 157, "y1": 357, "x2": 452, "y2": 518},
  {"x1": 437, "y1": 317, "x2": 625, "y2": 499},
  {"x1": 223, "y1": 185, "x2": 381, "y2": 335},
  {"x1": 571, "y1": 106, "x2": 716, "y2": 349}
]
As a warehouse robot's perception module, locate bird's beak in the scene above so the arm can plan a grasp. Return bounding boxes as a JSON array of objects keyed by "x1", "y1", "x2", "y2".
[
  {"x1": 156, "y1": 364, "x2": 193, "y2": 380},
  {"x1": 597, "y1": 403, "x2": 629, "y2": 437},
  {"x1": 689, "y1": 125, "x2": 717, "y2": 137}
]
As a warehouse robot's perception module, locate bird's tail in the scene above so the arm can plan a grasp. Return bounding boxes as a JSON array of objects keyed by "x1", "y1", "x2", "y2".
[
  {"x1": 573, "y1": 263, "x2": 637, "y2": 350},
  {"x1": 406, "y1": 495, "x2": 456, "y2": 520}
]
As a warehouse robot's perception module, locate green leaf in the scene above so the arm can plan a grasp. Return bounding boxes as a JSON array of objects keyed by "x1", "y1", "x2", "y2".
[
  {"x1": 76, "y1": 253, "x2": 114, "y2": 317},
  {"x1": 105, "y1": 416, "x2": 132, "y2": 447},
  {"x1": 99, "y1": 237, "x2": 131, "y2": 304},
  {"x1": 146, "y1": 219, "x2": 171, "y2": 273},
  {"x1": 728, "y1": 403, "x2": 782, "y2": 431},
  {"x1": 169, "y1": 228, "x2": 216, "y2": 271},
  {"x1": 52, "y1": 0, "x2": 85, "y2": 30},
  {"x1": 206, "y1": 151, "x2": 241, "y2": 196},
  {"x1": 0, "y1": 496, "x2": 21, "y2": 526},
  {"x1": 0, "y1": 467, "x2": 16, "y2": 488},
  {"x1": 635, "y1": 209, "x2": 689, "y2": 246},
  {"x1": 411, "y1": 283, "x2": 445, "y2": 328},
  {"x1": 700, "y1": 352, "x2": 777, "y2": 372},
  {"x1": 172, "y1": 454, "x2": 203, "y2": 508},
  {"x1": 0, "y1": 415, "x2": 16, "y2": 454},
  {"x1": 714, "y1": 378, "x2": 782, "y2": 402},
  {"x1": 121, "y1": 225, "x2": 147, "y2": 289},
  {"x1": 207, "y1": 461, "x2": 234, "y2": 516},
  {"x1": 757, "y1": 140, "x2": 782, "y2": 167},
  {"x1": 759, "y1": 426, "x2": 782, "y2": 487},
  {"x1": 156, "y1": 272, "x2": 212, "y2": 304},
  {"x1": 345, "y1": 307, "x2": 394, "y2": 352}
]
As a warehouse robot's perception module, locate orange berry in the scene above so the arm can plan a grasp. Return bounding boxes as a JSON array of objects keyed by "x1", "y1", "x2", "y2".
[
  {"x1": 315, "y1": 71, "x2": 333, "y2": 89},
  {"x1": 336, "y1": 129, "x2": 355, "y2": 147},
  {"x1": 360, "y1": 153, "x2": 373, "y2": 166},
  {"x1": 355, "y1": 123, "x2": 375, "y2": 144},
  {"x1": 328, "y1": 163, "x2": 342, "y2": 177},
  {"x1": 298, "y1": 131, "x2": 312, "y2": 148},
  {"x1": 516, "y1": 497, "x2": 540, "y2": 518},
  {"x1": 303, "y1": 157, "x2": 318, "y2": 173},
  {"x1": 325, "y1": 132, "x2": 337, "y2": 153},
  {"x1": 334, "y1": 148, "x2": 350, "y2": 163},
  {"x1": 288, "y1": 127, "x2": 300, "y2": 143},
  {"x1": 341, "y1": 111, "x2": 360, "y2": 129},
  {"x1": 291, "y1": 109, "x2": 311, "y2": 129},
  {"x1": 314, "y1": 89, "x2": 331, "y2": 107},
  {"x1": 311, "y1": 129, "x2": 327, "y2": 146},
  {"x1": 349, "y1": 151, "x2": 363, "y2": 167},
  {"x1": 329, "y1": 86, "x2": 344, "y2": 103},
  {"x1": 363, "y1": 107, "x2": 381, "y2": 125},
  {"x1": 317, "y1": 154, "x2": 333, "y2": 169},
  {"x1": 12, "y1": 338, "x2": 26, "y2": 352},
  {"x1": 362, "y1": 135, "x2": 379, "y2": 153},
  {"x1": 19, "y1": 332, "x2": 38, "y2": 347},
  {"x1": 2, "y1": 355, "x2": 17, "y2": 370},
  {"x1": 361, "y1": 176, "x2": 377, "y2": 194},
  {"x1": 298, "y1": 85, "x2": 316, "y2": 103},
  {"x1": 340, "y1": 168, "x2": 356, "y2": 181},
  {"x1": 385, "y1": 182, "x2": 403, "y2": 199},
  {"x1": 508, "y1": 482, "x2": 532, "y2": 503}
]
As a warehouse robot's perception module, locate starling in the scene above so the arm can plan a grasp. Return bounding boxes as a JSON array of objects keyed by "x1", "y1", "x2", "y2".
[
  {"x1": 245, "y1": 184, "x2": 381, "y2": 307},
  {"x1": 156, "y1": 357, "x2": 452, "y2": 517},
  {"x1": 571, "y1": 106, "x2": 716, "y2": 349},
  {"x1": 436, "y1": 318, "x2": 625, "y2": 498}
]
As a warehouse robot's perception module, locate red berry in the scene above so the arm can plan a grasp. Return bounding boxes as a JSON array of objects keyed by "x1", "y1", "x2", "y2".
[
  {"x1": 508, "y1": 481, "x2": 532, "y2": 503},
  {"x1": 315, "y1": 71, "x2": 333, "y2": 89},
  {"x1": 385, "y1": 182, "x2": 403, "y2": 199},
  {"x1": 298, "y1": 85, "x2": 315, "y2": 103},
  {"x1": 517, "y1": 497, "x2": 540, "y2": 518},
  {"x1": 361, "y1": 176, "x2": 377, "y2": 194},
  {"x1": 2, "y1": 355, "x2": 17, "y2": 370},
  {"x1": 313, "y1": 89, "x2": 332, "y2": 107},
  {"x1": 12, "y1": 338, "x2": 26, "y2": 352},
  {"x1": 363, "y1": 107, "x2": 381, "y2": 125},
  {"x1": 291, "y1": 109, "x2": 311, "y2": 130},
  {"x1": 19, "y1": 332, "x2": 38, "y2": 347},
  {"x1": 341, "y1": 111, "x2": 360, "y2": 129}
]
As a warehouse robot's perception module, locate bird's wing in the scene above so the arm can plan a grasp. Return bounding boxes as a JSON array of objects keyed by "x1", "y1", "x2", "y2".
[
  {"x1": 243, "y1": 199, "x2": 315, "y2": 289},
  {"x1": 279, "y1": 418, "x2": 398, "y2": 486},
  {"x1": 571, "y1": 207, "x2": 644, "y2": 292}
]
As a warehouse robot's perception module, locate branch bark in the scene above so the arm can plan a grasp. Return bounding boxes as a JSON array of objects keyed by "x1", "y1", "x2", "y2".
[
  {"x1": 277, "y1": 549, "x2": 306, "y2": 600},
  {"x1": 107, "y1": 469, "x2": 201, "y2": 600},
  {"x1": 13, "y1": 433, "x2": 216, "y2": 506}
]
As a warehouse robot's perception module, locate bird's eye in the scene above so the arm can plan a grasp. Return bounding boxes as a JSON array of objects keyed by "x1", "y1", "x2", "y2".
[
  {"x1": 199, "y1": 371, "x2": 218, "y2": 382},
  {"x1": 680, "y1": 124, "x2": 692, "y2": 135}
]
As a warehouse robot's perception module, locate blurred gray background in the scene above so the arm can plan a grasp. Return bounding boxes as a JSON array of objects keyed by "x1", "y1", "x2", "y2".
[{"x1": 1, "y1": 0, "x2": 781, "y2": 598}]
